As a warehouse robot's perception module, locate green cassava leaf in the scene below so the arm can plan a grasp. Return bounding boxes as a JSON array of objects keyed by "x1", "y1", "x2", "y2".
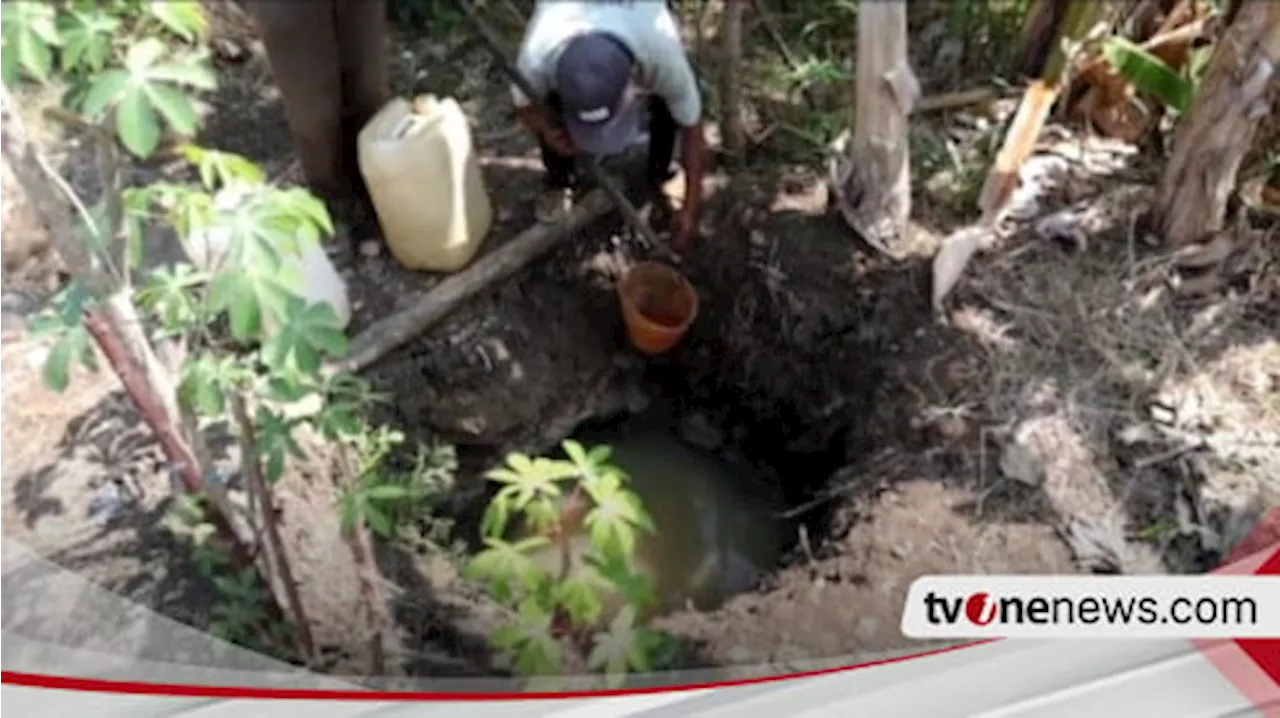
[
  {"x1": 114, "y1": 82, "x2": 161, "y2": 157},
  {"x1": 144, "y1": 81, "x2": 198, "y2": 136},
  {"x1": 146, "y1": 1, "x2": 208, "y2": 42}
]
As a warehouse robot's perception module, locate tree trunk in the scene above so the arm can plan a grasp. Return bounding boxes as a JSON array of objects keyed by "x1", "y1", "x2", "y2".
[
  {"x1": 719, "y1": 0, "x2": 746, "y2": 162},
  {"x1": 1157, "y1": 0, "x2": 1280, "y2": 248},
  {"x1": 830, "y1": 1, "x2": 918, "y2": 259}
]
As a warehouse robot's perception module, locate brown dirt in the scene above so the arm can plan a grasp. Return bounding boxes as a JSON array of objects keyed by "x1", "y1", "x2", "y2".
[{"x1": 3, "y1": 1, "x2": 1277, "y2": 681}]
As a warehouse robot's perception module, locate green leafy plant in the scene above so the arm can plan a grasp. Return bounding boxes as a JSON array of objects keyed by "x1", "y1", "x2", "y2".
[
  {"x1": 338, "y1": 424, "x2": 457, "y2": 538},
  {"x1": 162, "y1": 494, "x2": 295, "y2": 660},
  {"x1": 3, "y1": 1, "x2": 454, "y2": 670},
  {"x1": 1102, "y1": 36, "x2": 1198, "y2": 115},
  {"x1": 464, "y1": 440, "x2": 674, "y2": 688}
]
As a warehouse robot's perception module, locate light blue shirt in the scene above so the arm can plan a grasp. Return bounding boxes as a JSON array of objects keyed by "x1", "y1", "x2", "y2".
[{"x1": 512, "y1": 0, "x2": 703, "y2": 127}]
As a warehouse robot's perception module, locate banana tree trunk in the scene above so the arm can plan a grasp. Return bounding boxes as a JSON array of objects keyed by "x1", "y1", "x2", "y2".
[
  {"x1": 1158, "y1": 0, "x2": 1280, "y2": 248},
  {"x1": 830, "y1": 0, "x2": 918, "y2": 258}
]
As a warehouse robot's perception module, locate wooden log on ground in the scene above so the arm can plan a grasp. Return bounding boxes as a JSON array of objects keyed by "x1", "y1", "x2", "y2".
[
  {"x1": 337, "y1": 189, "x2": 614, "y2": 373},
  {"x1": 1157, "y1": 0, "x2": 1280, "y2": 249}
]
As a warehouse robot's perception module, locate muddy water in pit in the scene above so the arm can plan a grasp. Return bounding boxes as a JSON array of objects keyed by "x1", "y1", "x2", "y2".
[{"x1": 530, "y1": 423, "x2": 788, "y2": 615}]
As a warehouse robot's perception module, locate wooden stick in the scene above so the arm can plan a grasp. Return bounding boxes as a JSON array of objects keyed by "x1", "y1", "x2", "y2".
[
  {"x1": 230, "y1": 391, "x2": 316, "y2": 660},
  {"x1": 977, "y1": 79, "x2": 1061, "y2": 222},
  {"x1": 917, "y1": 87, "x2": 1000, "y2": 113},
  {"x1": 336, "y1": 189, "x2": 614, "y2": 373}
]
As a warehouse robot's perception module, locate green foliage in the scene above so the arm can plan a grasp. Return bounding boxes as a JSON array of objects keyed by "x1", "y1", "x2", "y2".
[
  {"x1": 9, "y1": 0, "x2": 460, "y2": 664},
  {"x1": 336, "y1": 422, "x2": 459, "y2": 541},
  {"x1": 24, "y1": 282, "x2": 98, "y2": 391},
  {"x1": 465, "y1": 440, "x2": 672, "y2": 688},
  {"x1": 1102, "y1": 37, "x2": 1197, "y2": 115},
  {"x1": 389, "y1": 0, "x2": 465, "y2": 35},
  {"x1": 3, "y1": 1, "x2": 214, "y2": 158},
  {"x1": 162, "y1": 494, "x2": 294, "y2": 660}
]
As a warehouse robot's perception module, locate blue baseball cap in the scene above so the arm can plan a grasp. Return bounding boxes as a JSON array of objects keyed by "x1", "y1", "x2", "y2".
[{"x1": 554, "y1": 32, "x2": 640, "y2": 157}]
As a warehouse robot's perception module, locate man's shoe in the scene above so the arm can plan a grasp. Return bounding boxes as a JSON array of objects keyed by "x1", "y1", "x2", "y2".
[{"x1": 649, "y1": 167, "x2": 683, "y2": 209}]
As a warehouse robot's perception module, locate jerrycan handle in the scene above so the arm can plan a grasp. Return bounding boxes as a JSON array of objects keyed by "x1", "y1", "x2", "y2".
[
  {"x1": 388, "y1": 94, "x2": 445, "y2": 140},
  {"x1": 391, "y1": 113, "x2": 425, "y2": 141}
]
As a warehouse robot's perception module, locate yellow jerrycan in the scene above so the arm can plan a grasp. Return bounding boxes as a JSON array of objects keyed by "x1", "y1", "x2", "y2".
[{"x1": 357, "y1": 95, "x2": 494, "y2": 272}]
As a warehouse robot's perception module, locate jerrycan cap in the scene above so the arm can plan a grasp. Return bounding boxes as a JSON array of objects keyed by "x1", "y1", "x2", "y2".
[
  {"x1": 411, "y1": 94, "x2": 439, "y2": 115},
  {"x1": 390, "y1": 94, "x2": 441, "y2": 141}
]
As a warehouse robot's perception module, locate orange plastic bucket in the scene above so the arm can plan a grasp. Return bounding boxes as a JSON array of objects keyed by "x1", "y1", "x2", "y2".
[{"x1": 617, "y1": 261, "x2": 699, "y2": 356}]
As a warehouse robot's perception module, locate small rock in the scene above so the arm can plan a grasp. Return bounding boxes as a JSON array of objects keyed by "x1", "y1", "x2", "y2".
[
  {"x1": 1, "y1": 291, "x2": 36, "y2": 315},
  {"x1": 1116, "y1": 422, "x2": 1161, "y2": 446},
  {"x1": 87, "y1": 481, "x2": 131, "y2": 523},
  {"x1": 359, "y1": 240, "x2": 382, "y2": 258},
  {"x1": 999, "y1": 438, "x2": 1045, "y2": 487},
  {"x1": 1148, "y1": 402, "x2": 1177, "y2": 426}
]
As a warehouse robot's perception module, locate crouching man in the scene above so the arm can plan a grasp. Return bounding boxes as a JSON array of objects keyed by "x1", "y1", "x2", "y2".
[{"x1": 511, "y1": 0, "x2": 707, "y2": 252}]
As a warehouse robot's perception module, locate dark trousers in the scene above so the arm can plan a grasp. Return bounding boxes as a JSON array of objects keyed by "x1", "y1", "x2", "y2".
[
  {"x1": 539, "y1": 92, "x2": 678, "y2": 191},
  {"x1": 247, "y1": 0, "x2": 391, "y2": 206}
]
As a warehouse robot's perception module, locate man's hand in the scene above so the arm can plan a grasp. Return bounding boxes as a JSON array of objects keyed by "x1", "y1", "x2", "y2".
[
  {"x1": 672, "y1": 122, "x2": 707, "y2": 253},
  {"x1": 541, "y1": 126, "x2": 576, "y2": 158},
  {"x1": 516, "y1": 104, "x2": 576, "y2": 157}
]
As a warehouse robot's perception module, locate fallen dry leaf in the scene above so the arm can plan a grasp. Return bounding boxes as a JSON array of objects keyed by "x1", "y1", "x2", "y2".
[{"x1": 931, "y1": 225, "x2": 992, "y2": 312}]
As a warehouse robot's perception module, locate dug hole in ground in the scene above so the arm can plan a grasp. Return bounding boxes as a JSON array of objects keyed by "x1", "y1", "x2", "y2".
[{"x1": 2, "y1": 1, "x2": 1277, "y2": 681}]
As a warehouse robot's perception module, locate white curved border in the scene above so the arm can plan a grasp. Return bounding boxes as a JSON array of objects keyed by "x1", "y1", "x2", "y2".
[{"x1": 3, "y1": 537, "x2": 1276, "y2": 716}]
